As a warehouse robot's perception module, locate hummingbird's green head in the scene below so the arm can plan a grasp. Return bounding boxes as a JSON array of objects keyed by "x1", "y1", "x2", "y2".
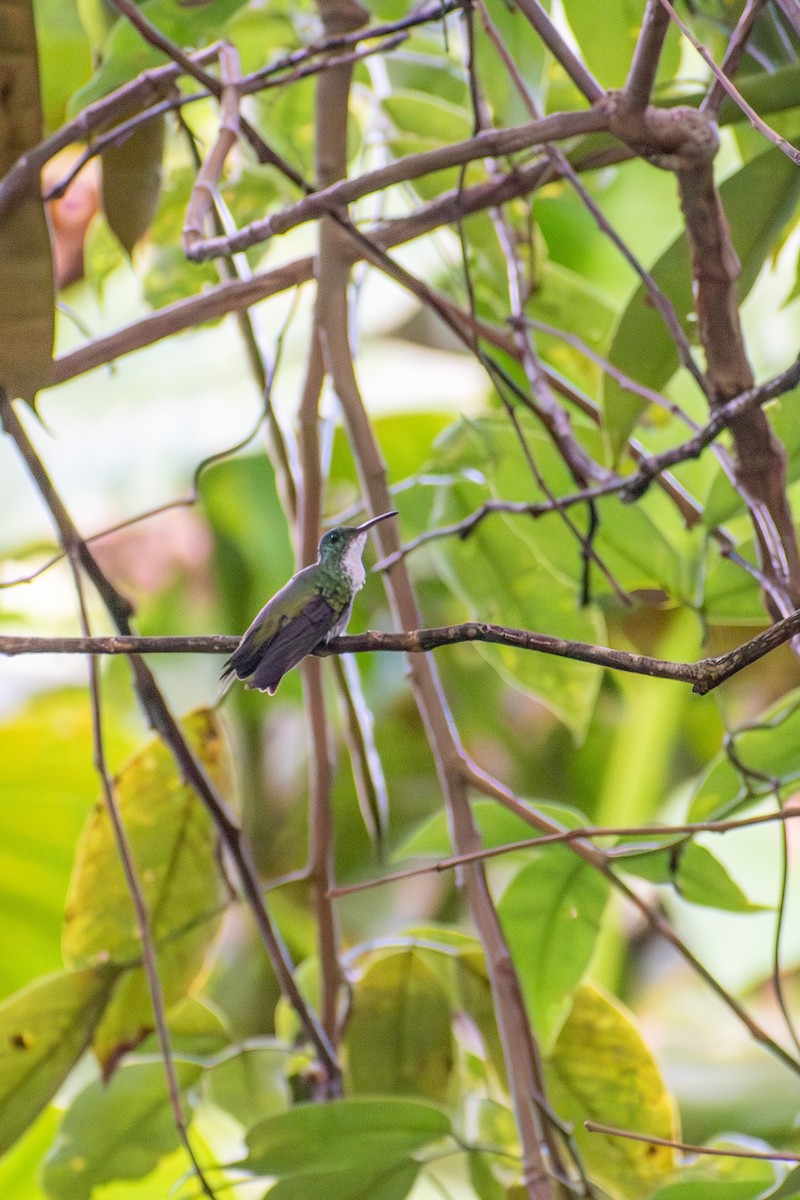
[{"x1": 317, "y1": 511, "x2": 397, "y2": 575}]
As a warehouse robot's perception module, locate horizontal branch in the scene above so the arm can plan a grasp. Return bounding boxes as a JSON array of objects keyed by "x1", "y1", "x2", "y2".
[
  {"x1": 4, "y1": 608, "x2": 800, "y2": 693},
  {"x1": 183, "y1": 108, "x2": 609, "y2": 261}
]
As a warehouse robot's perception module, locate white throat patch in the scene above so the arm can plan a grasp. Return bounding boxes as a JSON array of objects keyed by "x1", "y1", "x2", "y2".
[{"x1": 341, "y1": 532, "x2": 368, "y2": 590}]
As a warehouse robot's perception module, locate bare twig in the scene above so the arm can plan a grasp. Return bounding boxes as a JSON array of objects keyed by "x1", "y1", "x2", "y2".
[{"x1": 584, "y1": 1122, "x2": 800, "y2": 1162}]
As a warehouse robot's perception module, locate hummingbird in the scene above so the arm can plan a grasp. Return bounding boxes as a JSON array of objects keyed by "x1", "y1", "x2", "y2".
[{"x1": 221, "y1": 511, "x2": 397, "y2": 694}]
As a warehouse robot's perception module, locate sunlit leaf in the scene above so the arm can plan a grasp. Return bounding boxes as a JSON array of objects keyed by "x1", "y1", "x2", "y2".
[
  {"x1": 675, "y1": 842, "x2": 768, "y2": 913},
  {"x1": 63, "y1": 709, "x2": 232, "y2": 1067},
  {"x1": 548, "y1": 984, "x2": 678, "y2": 1200},
  {"x1": 41, "y1": 1059, "x2": 201, "y2": 1200},
  {"x1": 562, "y1": 0, "x2": 681, "y2": 89},
  {"x1": 0, "y1": 967, "x2": 117, "y2": 1155},
  {"x1": 345, "y1": 949, "x2": 455, "y2": 1102}
]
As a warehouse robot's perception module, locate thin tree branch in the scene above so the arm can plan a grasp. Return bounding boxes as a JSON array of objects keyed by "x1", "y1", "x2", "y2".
[
  {"x1": 182, "y1": 108, "x2": 608, "y2": 262},
  {"x1": 584, "y1": 1122, "x2": 800, "y2": 1162},
  {"x1": 625, "y1": 0, "x2": 672, "y2": 110},
  {"x1": 4, "y1": 602, "x2": 800, "y2": 698}
]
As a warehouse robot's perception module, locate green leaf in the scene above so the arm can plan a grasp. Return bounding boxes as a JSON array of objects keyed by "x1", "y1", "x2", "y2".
[
  {"x1": 499, "y1": 847, "x2": 610, "y2": 1049},
  {"x1": 71, "y1": 0, "x2": 250, "y2": 108},
  {"x1": 675, "y1": 842, "x2": 768, "y2": 913},
  {"x1": 397, "y1": 798, "x2": 586, "y2": 859},
  {"x1": 468, "y1": 1150, "x2": 508, "y2": 1200},
  {"x1": 688, "y1": 689, "x2": 800, "y2": 821},
  {"x1": 764, "y1": 1163, "x2": 800, "y2": 1199},
  {"x1": 562, "y1": 0, "x2": 681, "y2": 89},
  {"x1": 0, "y1": 966, "x2": 117, "y2": 1155},
  {"x1": 547, "y1": 984, "x2": 678, "y2": 1200},
  {"x1": 604, "y1": 147, "x2": 800, "y2": 454},
  {"x1": 63, "y1": 709, "x2": 231, "y2": 1069},
  {"x1": 345, "y1": 950, "x2": 455, "y2": 1102},
  {"x1": 41, "y1": 1059, "x2": 201, "y2": 1200},
  {"x1": 383, "y1": 90, "x2": 472, "y2": 146},
  {"x1": 101, "y1": 116, "x2": 165, "y2": 255},
  {"x1": 649, "y1": 1140, "x2": 776, "y2": 1198},
  {"x1": 204, "y1": 1041, "x2": 290, "y2": 1129},
  {"x1": 263, "y1": 1159, "x2": 420, "y2": 1200},
  {"x1": 244, "y1": 1097, "x2": 451, "y2": 1175}
]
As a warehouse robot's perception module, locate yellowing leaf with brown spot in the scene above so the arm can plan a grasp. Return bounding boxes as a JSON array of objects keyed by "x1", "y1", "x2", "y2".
[
  {"x1": 62, "y1": 709, "x2": 233, "y2": 1072},
  {"x1": 547, "y1": 984, "x2": 678, "y2": 1200},
  {"x1": 0, "y1": 966, "x2": 117, "y2": 1154}
]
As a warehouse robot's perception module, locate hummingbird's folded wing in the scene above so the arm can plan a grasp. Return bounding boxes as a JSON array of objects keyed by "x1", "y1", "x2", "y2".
[{"x1": 224, "y1": 592, "x2": 337, "y2": 694}]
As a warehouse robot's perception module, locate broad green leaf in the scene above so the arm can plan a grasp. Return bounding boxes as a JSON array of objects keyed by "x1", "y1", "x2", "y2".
[
  {"x1": 143, "y1": 995, "x2": 229, "y2": 1059},
  {"x1": 649, "y1": 1141, "x2": 776, "y2": 1198},
  {"x1": 345, "y1": 949, "x2": 455, "y2": 1102},
  {"x1": 0, "y1": 967, "x2": 117, "y2": 1155},
  {"x1": 703, "y1": 394, "x2": 800, "y2": 528},
  {"x1": 562, "y1": 0, "x2": 681, "y2": 89},
  {"x1": 688, "y1": 689, "x2": 800, "y2": 821},
  {"x1": 263, "y1": 1159, "x2": 420, "y2": 1200},
  {"x1": 675, "y1": 842, "x2": 768, "y2": 913},
  {"x1": 63, "y1": 709, "x2": 231, "y2": 1067},
  {"x1": 204, "y1": 1041, "x2": 290, "y2": 1129},
  {"x1": 71, "y1": 0, "x2": 250, "y2": 108},
  {"x1": 0, "y1": 691, "x2": 133, "y2": 999},
  {"x1": 244, "y1": 1097, "x2": 451, "y2": 1175},
  {"x1": 397, "y1": 798, "x2": 587, "y2": 859},
  {"x1": 548, "y1": 984, "x2": 677, "y2": 1200},
  {"x1": 383, "y1": 90, "x2": 472, "y2": 146},
  {"x1": 499, "y1": 847, "x2": 610, "y2": 1049},
  {"x1": 604, "y1": 148, "x2": 800, "y2": 454},
  {"x1": 617, "y1": 837, "x2": 769, "y2": 912},
  {"x1": 33, "y1": 0, "x2": 91, "y2": 133},
  {"x1": 702, "y1": 540, "x2": 764, "y2": 624},
  {"x1": 41, "y1": 1059, "x2": 201, "y2": 1200},
  {"x1": 0, "y1": 0, "x2": 54, "y2": 403}
]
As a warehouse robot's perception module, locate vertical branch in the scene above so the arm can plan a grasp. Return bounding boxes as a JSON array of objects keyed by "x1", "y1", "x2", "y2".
[
  {"x1": 70, "y1": 557, "x2": 217, "y2": 1199},
  {"x1": 625, "y1": 0, "x2": 671, "y2": 110},
  {"x1": 298, "y1": 333, "x2": 343, "y2": 1047},
  {"x1": 312, "y1": 5, "x2": 558, "y2": 1196}
]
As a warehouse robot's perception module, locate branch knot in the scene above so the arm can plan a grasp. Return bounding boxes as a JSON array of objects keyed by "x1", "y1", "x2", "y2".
[{"x1": 600, "y1": 92, "x2": 719, "y2": 170}]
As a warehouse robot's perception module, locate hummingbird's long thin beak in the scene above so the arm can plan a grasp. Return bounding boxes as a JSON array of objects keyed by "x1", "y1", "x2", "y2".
[{"x1": 355, "y1": 510, "x2": 398, "y2": 532}]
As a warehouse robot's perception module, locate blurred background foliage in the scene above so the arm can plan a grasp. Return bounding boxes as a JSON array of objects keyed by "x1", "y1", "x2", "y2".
[{"x1": 2, "y1": 0, "x2": 800, "y2": 1197}]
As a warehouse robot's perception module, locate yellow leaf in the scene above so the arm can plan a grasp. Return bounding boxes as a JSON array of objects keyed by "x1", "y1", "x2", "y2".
[{"x1": 547, "y1": 984, "x2": 678, "y2": 1200}]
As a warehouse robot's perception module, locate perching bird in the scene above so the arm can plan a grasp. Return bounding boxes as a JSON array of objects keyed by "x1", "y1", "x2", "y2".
[{"x1": 221, "y1": 511, "x2": 397, "y2": 694}]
